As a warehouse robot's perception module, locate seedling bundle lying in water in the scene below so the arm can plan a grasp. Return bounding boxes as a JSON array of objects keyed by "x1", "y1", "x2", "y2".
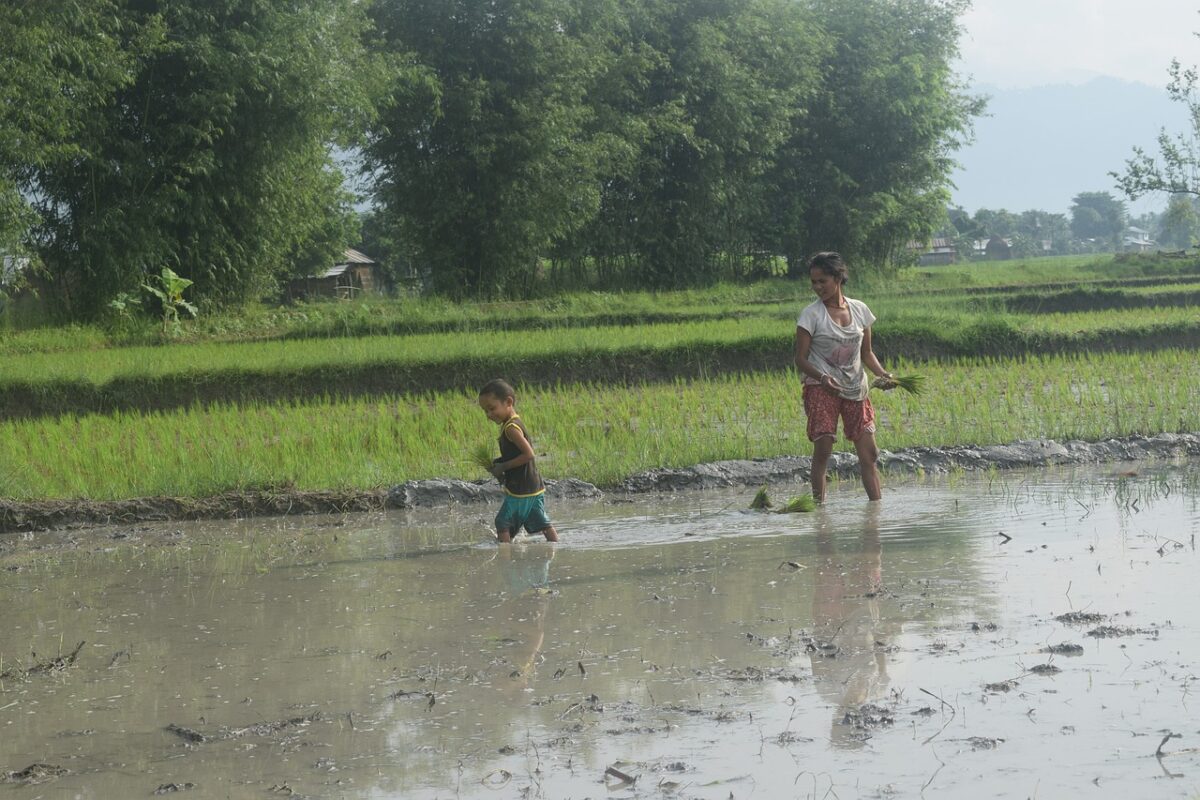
[
  {"x1": 748, "y1": 486, "x2": 815, "y2": 513},
  {"x1": 872, "y1": 374, "x2": 925, "y2": 395}
]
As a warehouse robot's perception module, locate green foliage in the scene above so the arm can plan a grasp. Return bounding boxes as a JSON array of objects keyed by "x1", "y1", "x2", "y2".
[
  {"x1": 1070, "y1": 192, "x2": 1127, "y2": 248},
  {"x1": 3, "y1": 348, "x2": 1200, "y2": 500},
  {"x1": 23, "y1": 0, "x2": 382, "y2": 318},
  {"x1": 367, "y1": 0, "x2": 618, "y2": 298},
  {"x1": 142, "y1": 267, "x2": 198, "y2": 336},
  {"x1": 1115, "y1": 58, "x2": 1200, "y2": 201},
  {"x1": 0, "y1": 0, "x2": 142, "y2": 256},
  {"x1": 1158, "y1": 195, "x2": 1200, "y2": 249},
  {"x1": 581, "y1": 0, "x2": 825, "y2": 286},
  {"x1": 769, "y1": 0, "x2": 982, "y2": 272}
]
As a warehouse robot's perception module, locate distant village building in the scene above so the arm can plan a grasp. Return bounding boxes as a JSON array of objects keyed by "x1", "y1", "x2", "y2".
[
  {"x1": 286, "y1": 248, "x2": 382, "y2": 300},
  {"x1": 1122, "y1": 226, "x2": 1154, "y2": 252},
  {"x1": 906, "y1": 237, "x2": 957, "y2": 265}
]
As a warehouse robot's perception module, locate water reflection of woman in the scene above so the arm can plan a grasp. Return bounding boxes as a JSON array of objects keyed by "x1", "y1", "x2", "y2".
[
  {"x1": 808, "y1": 504, "x2": 893, "y2": 749},
  {"x1": 493, "y1": 543, "x2": 555, "y2": 693}
]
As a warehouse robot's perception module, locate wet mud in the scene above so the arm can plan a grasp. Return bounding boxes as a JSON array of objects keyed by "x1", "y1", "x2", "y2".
[
  {"x1": 2, "y1": 432, "x2": 1198, "y2": 536},
  {"x1": 2, "y1": 462, "x2": 1199, "y2": 798}
]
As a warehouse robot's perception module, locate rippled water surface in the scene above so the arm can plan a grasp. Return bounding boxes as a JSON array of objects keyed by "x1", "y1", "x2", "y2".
[{"x1": 2, "y1": 463, "x2": 1199, "y2": 799}]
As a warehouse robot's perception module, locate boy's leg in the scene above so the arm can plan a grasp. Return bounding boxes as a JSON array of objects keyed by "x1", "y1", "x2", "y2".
[
  {"x1": 495, "y1": 499, "x2": 516, "y2": 544},
  {"x1": 525, "y1": 495, "x2": 557, "y2": 542}
]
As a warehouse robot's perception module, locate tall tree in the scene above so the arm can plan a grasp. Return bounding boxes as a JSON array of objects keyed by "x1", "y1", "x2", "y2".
[
  {"x1": 768, "y1": 0, "x2": 981, "y2": 273},
  {"x1": 585, "y1": 0, "x2": 823, "y2": 286},
  {"x1": 0, "y1": 1, "x2": 145, "y2": 260},
  {"x1": 366, "y1": 0, "x2": 620, "y2": 297},
  {"x1": 1070, "y1": 191, "x2": 1126, "y2": 248},
  {"x1": 1115, "y1": 56, "x2": 1200, "y2": 199},
  {"x1": 27, "y1": 0, "x2": 381, "y2": 316},
  {"x1": 1158, "y1": 194, "x2": 1199, "y2": 248}
]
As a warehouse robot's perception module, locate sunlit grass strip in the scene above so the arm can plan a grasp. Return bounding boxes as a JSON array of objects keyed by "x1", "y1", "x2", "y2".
[
  {"x1": 3, "y1": 302, "x2": 1200, "y2": 389},
  {"x1": 0, "y1": 349, "x2": 1197, "y2": 502},
  {"x1": 3, "y1": 254, "x2": 1197, "y2": 358}
]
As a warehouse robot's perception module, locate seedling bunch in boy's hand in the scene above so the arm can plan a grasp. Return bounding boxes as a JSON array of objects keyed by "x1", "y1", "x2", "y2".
[{"x1": 471, "y1": 443, "x2": 495, "y2": 472}]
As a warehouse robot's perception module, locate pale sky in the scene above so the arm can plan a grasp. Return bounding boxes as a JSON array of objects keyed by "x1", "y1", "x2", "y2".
[{"x1": 958, "y1": 1, "x2": 1200, "y2": 89}]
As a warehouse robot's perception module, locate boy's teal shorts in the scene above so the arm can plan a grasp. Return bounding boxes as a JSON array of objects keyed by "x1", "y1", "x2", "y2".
[{"x1": 495, "y1": 493, "x2": 552, "y2": 535}]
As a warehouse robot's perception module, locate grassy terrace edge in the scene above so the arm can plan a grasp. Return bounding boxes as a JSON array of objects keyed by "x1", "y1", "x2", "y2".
[{"x1": 3, "y1": 319, "x2": 1200, "y2": 419}]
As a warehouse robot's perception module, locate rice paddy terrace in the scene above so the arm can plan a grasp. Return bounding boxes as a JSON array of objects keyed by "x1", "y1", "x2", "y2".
[{"x1": 0, "y1": 253, "x2": 1198, "y2": 508}]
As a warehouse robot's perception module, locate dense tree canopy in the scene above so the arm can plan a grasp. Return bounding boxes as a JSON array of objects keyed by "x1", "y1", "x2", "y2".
[
  {"x1": 5, "y1": 0, "x2": 380, "y2": 317},
  {"x1": 3, "y1": 0, "x2": 981, "y2": 312},
  {"x1": 0, "y1": 1, "x2": 144, "y2": 260},
  {"x1": 1070, "y1": 191, "x2": 1126, "y2": 247}
]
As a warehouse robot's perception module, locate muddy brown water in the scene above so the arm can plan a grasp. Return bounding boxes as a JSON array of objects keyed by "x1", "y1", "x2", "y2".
[{"x1": 2, "y1": 463, "x2": 1199, "y2": 799}]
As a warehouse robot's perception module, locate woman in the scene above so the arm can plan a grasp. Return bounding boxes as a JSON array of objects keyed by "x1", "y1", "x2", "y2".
[{"x1": 793, "y1": 252, "x2": 892, "y2": 501}]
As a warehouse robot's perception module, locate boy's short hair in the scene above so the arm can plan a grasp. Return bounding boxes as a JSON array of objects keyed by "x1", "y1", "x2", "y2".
[
  {"x1": 479, "y1": 378, "x2": 516, "y2": 401},
  {"x1": 806, "y1": 251, "x2": 849, "y2": 285}
]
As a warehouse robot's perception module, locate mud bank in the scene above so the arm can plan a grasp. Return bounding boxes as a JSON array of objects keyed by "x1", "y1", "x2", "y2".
[{"x1": 2, "y1": 432, "x2": 1197, "y2": 535}]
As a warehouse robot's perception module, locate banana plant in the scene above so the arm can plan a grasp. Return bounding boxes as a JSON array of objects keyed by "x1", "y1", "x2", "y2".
[{"x1": 142, "y1": 267, "x2": 197, "y2": 336}]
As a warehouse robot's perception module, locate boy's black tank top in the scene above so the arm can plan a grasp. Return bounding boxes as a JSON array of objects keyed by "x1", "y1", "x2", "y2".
[{"x1": 499, "y1": 415, "x2": 544, "y2": 497}]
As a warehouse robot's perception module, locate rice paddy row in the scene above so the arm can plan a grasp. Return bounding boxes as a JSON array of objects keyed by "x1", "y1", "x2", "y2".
[
  {"x1": 2, "y1": 300, "x2": 1198, "y2": 420},
  {"x1": 3, "y1": 254, "x2": 1198, "y2": 357},
  {"x1": 1, "y1": 349, "x2": 1196, "y2": 501}
]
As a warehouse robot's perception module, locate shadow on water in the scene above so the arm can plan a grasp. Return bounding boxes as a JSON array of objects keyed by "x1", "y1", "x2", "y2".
[{"x1": 2, "y1": 462, "x2": 1199, "y2": 798}]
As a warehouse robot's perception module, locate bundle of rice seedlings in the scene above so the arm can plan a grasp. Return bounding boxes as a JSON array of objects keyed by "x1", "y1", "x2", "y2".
[
  {"x1": 749, "y1": 486, "x2": 772, "y2": 510},
  {"x1": 777, "y1": 494, "x2": 816, "y2": 513},
  {"x1": 471, "y1": 443, "x2": 495, "y2": 472},
  {"x1": 871, "y1": 374, "x2": 925, "y2": 395}
]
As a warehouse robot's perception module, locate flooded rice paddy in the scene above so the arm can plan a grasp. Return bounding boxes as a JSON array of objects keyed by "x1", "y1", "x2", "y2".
[{"x1": 2, "y1": 462, "x2": 1199, "y2": 799}]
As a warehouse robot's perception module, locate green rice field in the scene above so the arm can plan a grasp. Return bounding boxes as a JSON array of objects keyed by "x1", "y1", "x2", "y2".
[
  {"x1": 0, "y1": 348, "x2": 1195, "y2": 500},
  {"x1": 0, "y1": 253, "x2": 1197, "y2": 503}
]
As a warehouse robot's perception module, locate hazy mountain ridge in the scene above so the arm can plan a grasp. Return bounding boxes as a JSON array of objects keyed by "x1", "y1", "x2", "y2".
[{"x1": 950, "y1": 77, "x2": 1189, "y2": 215}]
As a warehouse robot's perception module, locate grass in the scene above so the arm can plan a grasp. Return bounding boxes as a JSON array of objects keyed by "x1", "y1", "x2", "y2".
[
  {"x1": 0, "y1": 253, "x2": 1197, "y2": 503},
  {"x1": 2, "y1": 300, "x2": 1199, "y2": 421},
  {"x1": 1, "y1": 348, "x2": 1196, "y2": 501},
  {"x1": 3, "y1": 253, "x2": 1196, "y2": 358}
]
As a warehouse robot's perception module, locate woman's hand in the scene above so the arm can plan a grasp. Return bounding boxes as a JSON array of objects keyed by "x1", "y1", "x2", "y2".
[{"x1": 819, "y1": 374, "x2": 842, "y2": 392}]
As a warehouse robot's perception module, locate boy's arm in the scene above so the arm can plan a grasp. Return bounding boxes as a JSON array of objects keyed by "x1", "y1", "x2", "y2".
[{"x1": 493, "y1": 424, "x2": 535, "y2": 473}]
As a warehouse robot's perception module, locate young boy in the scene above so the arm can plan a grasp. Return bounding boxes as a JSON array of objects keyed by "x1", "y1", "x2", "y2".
[{"x1": 477, "y1": 379, "x2": 559, "y2": 543}]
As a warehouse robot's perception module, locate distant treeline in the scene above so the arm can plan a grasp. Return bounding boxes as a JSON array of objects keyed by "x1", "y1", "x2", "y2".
[{"x1": 0, "y1": 0, "x2": 979, "y2": 315}]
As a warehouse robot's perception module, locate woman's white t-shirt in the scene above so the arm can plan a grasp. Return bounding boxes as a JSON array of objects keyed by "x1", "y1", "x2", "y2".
[{"x1": 796, "y1": 298, "x2": 876, "y2": 401}]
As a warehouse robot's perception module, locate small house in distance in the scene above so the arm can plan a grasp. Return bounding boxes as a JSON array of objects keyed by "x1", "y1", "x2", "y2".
[
  {"x1": 1123, "y1": 226, "x2": 1154, "y2": 252},
  {"x1": 287, "y1": 248, "x2": 381, "y2": 300},
  {"x1": 907, "y1": 237, "x2": 957, "y2": 265}
]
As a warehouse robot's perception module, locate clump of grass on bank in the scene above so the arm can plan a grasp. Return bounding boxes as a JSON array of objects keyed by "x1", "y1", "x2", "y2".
[{"x1": 0, "y1": 349, "x2": 1197, "y2": 502}]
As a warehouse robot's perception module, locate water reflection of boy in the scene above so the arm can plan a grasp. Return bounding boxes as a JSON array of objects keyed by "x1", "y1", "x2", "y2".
[
  {"x1": 497, "y1": 542, "x2": 555, "y2": 596},
  {"x1": 808, "y1": 505, "x2": 893, "y2": 749},
  {"x1": 493, "y1": 544, "x2": 555, "y2": 693}
]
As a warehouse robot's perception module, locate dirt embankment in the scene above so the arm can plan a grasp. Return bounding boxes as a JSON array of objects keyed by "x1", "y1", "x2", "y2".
[{"x1": 2, "y1": 433, "x2": 1197, "y2": 537}]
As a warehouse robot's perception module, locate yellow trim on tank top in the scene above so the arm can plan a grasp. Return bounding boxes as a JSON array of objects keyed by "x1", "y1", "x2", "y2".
[{"x1": 504, "y1": 488, "x2": 546, "y2": 498}]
